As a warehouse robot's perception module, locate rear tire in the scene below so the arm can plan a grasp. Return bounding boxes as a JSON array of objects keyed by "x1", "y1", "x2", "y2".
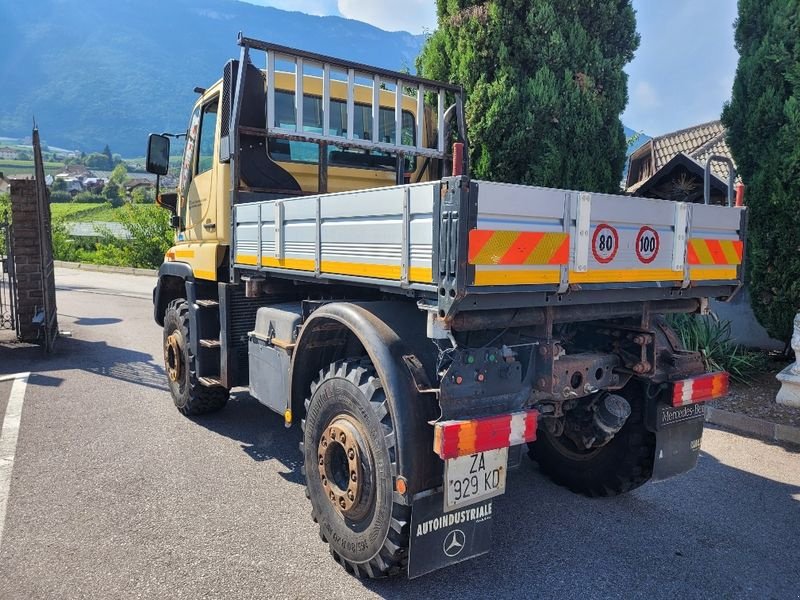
[
  {"x1": 162, "y1": 299, "x2": 228, "y2": 416},
  {"x1": 529, "y1": 384, "x2": 655, "y2": 497},
  {"x1": 301, "y1": 358, "x2": 409, "y2": 578}
]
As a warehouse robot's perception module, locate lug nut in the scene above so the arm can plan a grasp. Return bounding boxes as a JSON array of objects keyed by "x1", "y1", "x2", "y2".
[
  {"x1": 351, "y1": 472, "x2": 357, "y2": 482},
  {"x1": 348, "y1": 449, "x2": 355, "y2": 460},
  {"x1": 318, "y1": 456, "x2": 324, "y2": 466},
  {"x1": 347, "y1": 490, "x2": 354, "y2": 501},
  {"x1": 340, "y1": 433, "x2": 346, "y2": 443},
  {"x1": 339, "y1": 498, "x2": 346, "y2": 509},
  {"x1": 329, "y1": 491, "x2": 335, "y2": 500}
]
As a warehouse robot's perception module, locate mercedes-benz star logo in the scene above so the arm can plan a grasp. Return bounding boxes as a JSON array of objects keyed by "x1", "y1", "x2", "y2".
[{"x1": 442, "y1": 529, "x2": 466, "y2": 557}]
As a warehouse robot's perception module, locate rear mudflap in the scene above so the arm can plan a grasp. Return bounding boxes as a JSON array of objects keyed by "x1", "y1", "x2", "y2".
[
  {"x1": 407, "y1": 491, "x2": 494, "y2": 578},
  {"x1": 647, "y1": 400, "x2": 706, "y2": 481}
]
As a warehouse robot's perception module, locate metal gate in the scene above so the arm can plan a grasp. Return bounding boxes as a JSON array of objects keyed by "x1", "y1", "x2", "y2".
[{"x1": 0, "y1": 213, "x2": 17, "y2": 331}]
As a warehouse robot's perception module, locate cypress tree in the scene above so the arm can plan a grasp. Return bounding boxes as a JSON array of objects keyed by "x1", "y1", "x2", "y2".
[
  {"x1": 721, "y1": 0, "x2": 800, "y2": 342},
  {"x1": 417, "y1": 0, "x2": 639, "y2": 193}
]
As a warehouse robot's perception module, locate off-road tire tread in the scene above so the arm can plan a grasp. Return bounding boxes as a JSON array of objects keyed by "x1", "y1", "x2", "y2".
[
  {"x1": 301, "y1": 358, "x2": 410, "y2": 578},
  {"x1": 528, "y1": 389, "x2": 655, "y2": 498},
  {"x1": 164, "y1": 299, "x2": 228, "y2": 416}
]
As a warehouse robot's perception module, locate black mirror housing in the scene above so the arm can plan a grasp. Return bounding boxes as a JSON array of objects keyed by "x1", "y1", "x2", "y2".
[
  {"x1": 146, "y1": 133, "x2": 170, "y2": 175},
  {"x1": 157, "y1": 191, "x2": 178, "y2": 214}
]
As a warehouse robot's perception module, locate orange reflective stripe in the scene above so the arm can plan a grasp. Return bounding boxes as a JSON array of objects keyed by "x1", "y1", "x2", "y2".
[
  {"x1": 687, "y1": 239, "x2": 743, "y2": 265},
  {"x1": 468, "y1": 229, "x2": 569, "y2": 265},
  {"x1": 498, "y1": 231, "x2": 544, "y2": 265}
]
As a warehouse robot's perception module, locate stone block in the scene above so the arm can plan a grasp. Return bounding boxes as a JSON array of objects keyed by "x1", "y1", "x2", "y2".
[{"x1": 776, "y1": 364, "x2": 800, "y2": 408}]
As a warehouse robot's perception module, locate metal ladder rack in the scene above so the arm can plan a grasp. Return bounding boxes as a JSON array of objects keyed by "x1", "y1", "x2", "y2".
[{"x1": 231, "y1": 33, "x2": 466, "y2": 193}]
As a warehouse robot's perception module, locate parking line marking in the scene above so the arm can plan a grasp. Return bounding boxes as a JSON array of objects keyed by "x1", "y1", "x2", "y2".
[{"x1": 0, "y1": 372, "x2": 30, "y2": 550}]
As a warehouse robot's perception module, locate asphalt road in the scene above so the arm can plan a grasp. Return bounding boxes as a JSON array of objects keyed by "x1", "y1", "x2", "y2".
[{"x1": 0, "y1": 268, "x2": 798, "y2": 599}]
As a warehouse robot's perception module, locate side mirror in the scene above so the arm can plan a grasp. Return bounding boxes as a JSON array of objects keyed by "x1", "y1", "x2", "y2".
[
  {"x1": 157, "y1": 192, "x2": 178, "y2": 214},
  {"x1": 146, "y1": 133, "x2": 170, "y2": 176}
]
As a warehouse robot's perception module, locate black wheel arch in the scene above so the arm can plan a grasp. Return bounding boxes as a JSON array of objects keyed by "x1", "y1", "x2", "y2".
[
  {"x1": 291, "y1": 301, "x2": 440, "y2": 498},
  {"x1": 153, "y1": 262, "x2": 194, "y2": 326}
]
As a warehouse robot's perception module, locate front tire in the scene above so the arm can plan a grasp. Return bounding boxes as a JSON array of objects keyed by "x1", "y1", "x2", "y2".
[
  {"x1": 529, "y1": 384, "x2": 655, "y2": 497},
  {"x1": 301, "y1": 358, "x2": 409, "y2": 578},
  {"x1": 162, "y1": 299, "x2": 228, "y2": 415}
]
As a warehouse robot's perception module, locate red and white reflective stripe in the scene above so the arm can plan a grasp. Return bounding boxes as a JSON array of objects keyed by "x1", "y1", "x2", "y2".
[
  {"x1": 672, "y1": 372, "x2": 729, "y2": 407},
  {"x1": 433, "y1": 409, "x2": 538, "y2": 460}
]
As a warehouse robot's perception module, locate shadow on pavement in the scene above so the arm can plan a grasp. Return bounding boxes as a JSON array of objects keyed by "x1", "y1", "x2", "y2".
[
  {"x1": 0, "y1": 335, "x2": 166, "y2": 392},
  {"x1": 59, "y1": 314, "x2": 123, "y2": 327},
  {"x1": 192, "y1": 390, "x2": 304, "y2": 485}
]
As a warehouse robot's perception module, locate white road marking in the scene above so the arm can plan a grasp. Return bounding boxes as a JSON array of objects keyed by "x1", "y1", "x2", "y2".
[{"x1": 0, "y1": 372, "x2": 30, "y2": 550}]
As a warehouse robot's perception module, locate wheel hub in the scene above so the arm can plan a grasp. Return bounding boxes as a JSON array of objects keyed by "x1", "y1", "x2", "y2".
[
  {"x1": 165, "y1": 332, "x2": 184, "y2": 382},
  {"x1": 318, "y1": 417, "x2": 366, "y2": 518}
]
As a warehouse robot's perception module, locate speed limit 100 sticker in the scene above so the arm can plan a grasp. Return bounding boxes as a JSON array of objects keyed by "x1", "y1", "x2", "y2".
[
  {"x1": 635, "y1": 226, "x2": 660, "y2": 264},
  {"x1": 591, "y1": 224, "x2": 619, "y2": 264}
]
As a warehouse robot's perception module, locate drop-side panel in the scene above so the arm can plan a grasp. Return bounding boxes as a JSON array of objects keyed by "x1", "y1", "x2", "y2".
[{"x1": 233, "y1": 182, "x2": 436, "y2": 287}]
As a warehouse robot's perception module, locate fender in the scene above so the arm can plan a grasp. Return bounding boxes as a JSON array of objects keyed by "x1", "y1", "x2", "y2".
[
  {"x1": 152, "y1": 262, "x2": 193, "y2": 325},
  {"x1": 291, "y1": 301, "x2": 441, "y2": 497}
]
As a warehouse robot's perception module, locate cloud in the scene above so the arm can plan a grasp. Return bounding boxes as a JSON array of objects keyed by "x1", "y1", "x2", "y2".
[
  {"x1": 239, "y1": 0, "x2": 437, "y2": 33},
  {"x1": 336, "y1": 0, "x2": 436, "y2": 33}
]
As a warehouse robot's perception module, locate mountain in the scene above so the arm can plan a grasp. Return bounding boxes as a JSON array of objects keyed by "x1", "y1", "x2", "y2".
[
  {"x1": 0, "y1": 0, "x2": 425, "y2": 155},
  {"x1": 1, "y1": 1, "x2": 645, "y2": 160}
]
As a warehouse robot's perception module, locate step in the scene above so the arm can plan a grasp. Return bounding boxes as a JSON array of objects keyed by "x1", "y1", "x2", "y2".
[
  {"x1": 196, "y1": 299, "x2": 219, "y2": 308},
  {"x1": 198, "y1": 376, "x2": 222, "y2": 387},
  {"x1": 199, "y1": 339, "x2": 221, "y2": 349}
]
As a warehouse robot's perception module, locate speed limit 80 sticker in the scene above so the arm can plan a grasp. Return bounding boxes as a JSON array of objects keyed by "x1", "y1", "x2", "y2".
[
  {"x1": 635, "y1": 226, "x2": 660, "y2": 264},
  {"x1": 591, "y1": 224, "x2": 619, "y2": 264}
]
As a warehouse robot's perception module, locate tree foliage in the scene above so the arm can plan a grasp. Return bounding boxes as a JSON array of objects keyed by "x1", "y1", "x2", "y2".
[
  {"x1": 417, "y1": 0, "x2": 639, "y2": 191},
  {"x1": 721, "y1": 0, "x2": 800, "y2": 342}
]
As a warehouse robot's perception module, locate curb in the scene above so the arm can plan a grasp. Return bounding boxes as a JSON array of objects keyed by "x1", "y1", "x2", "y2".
[
  {"x1": 54, "y1": 260, "x2": 157, "y2": 277},
  {"x1": 705, "y1": 406, "x2": 800, "y2": 446}
]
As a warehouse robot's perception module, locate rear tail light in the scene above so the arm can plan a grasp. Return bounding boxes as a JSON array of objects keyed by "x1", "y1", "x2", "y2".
[
  {"x1": 672, "y1": 372, "x2": 729, "y2": 407},
  {"x1": 433, "y1": 409, "x2": 538, "y2": 460}
]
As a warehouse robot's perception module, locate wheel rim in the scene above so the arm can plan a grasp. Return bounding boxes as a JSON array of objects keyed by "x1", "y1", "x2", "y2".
[
  {"x1": 165, "y1": 331, "x2": 184, "y2": 383},
  {"x1": 317, "y1": 415, "x2": 371, "y2": 520},
  {"x1": 543, "y1": 426, "x2": 603, "y2": 461}
]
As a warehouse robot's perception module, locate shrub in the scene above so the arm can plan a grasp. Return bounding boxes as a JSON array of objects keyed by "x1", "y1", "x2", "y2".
[
  {"x1": 667, "y1": 314, "x2": 768, "y2": 384},
  {"x1": 49, "y1": 190, "x2": 73, "y2": 203},
  {"x1": 73, "y1": 191, "x2": 106, "y2": 204},
  {"x1": 722, "y1": 0, "x2": 800, "y2": 342},
  {"x1": 417, "y1": 0, "x2": 639, "y2": 192}
]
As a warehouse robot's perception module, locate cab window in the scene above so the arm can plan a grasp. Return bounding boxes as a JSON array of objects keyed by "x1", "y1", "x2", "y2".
[
  {"x1": 268, "y1": 90, "x2": 416, "y2": 171},
  {"x1": 196, "y1": 99, "x2": 218, "y2": 175}
]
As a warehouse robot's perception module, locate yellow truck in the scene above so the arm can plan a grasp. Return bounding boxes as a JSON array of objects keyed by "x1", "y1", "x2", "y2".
[{"x1": 146, "y1": 34, "x2": 745, "y2": 578}]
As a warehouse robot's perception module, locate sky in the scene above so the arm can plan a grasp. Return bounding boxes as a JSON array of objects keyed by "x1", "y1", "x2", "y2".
[{"x1": 240, "y1": 0, "x2": 739, "y2": 137}]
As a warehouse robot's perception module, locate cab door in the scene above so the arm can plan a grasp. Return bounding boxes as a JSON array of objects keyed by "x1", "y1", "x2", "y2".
[{"x1": 179, "y1": 96, "x2": 219, "y2": 242}]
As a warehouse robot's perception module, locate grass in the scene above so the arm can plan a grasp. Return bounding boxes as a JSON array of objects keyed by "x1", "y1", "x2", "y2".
[
  {"x1": 0, "y1": 159, "x2": 64, "y2": 168},
  {"x1": 50, "y1": 202, "x2": 123, "y2": 222}
]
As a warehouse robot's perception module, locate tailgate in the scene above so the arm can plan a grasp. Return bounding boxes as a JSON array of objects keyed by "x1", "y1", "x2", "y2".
[{"x1": 466, "y1": 180, "x2": 746, "y2": 289}]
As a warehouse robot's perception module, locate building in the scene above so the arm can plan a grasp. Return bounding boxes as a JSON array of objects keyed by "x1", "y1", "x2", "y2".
[
  {"x1": 0, "y1": 147, "x2": 18, "y2": 160},
  {"x1": 625, "y1": 120, "x2": 738, "y2": 205}
]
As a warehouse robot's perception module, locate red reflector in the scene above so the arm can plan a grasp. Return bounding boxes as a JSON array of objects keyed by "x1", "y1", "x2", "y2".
[
  {"x1": 433, "y1": 409, "x2": 538, "y2": 459},
  {"x1": 672, "y1": 372, "x2": 729, "y2": 407}
]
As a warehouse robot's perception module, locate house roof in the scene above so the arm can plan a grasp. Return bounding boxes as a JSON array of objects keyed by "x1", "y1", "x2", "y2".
[
  {"x1": 626, "y1": 119, "x2": 741, "y2": 193},
  {"x1": 632, "y1": 152, "x2": 730, "y2": 202},
  {"x1": 688, "y1": 132, "x2": 740, "y2": 182},
  {"x1": 651, "y1": 120, "x2": 725, "y2": 172}
]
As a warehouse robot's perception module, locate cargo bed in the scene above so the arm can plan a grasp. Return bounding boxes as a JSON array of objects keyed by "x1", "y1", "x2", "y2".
[{"x1": 232, "y1": 176, "x2": 746, "y2": 318}]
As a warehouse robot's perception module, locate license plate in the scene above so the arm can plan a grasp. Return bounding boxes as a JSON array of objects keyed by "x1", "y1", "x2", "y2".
[{"x1": 444, "y1": 448, "x2": 508, "y2": 512}]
